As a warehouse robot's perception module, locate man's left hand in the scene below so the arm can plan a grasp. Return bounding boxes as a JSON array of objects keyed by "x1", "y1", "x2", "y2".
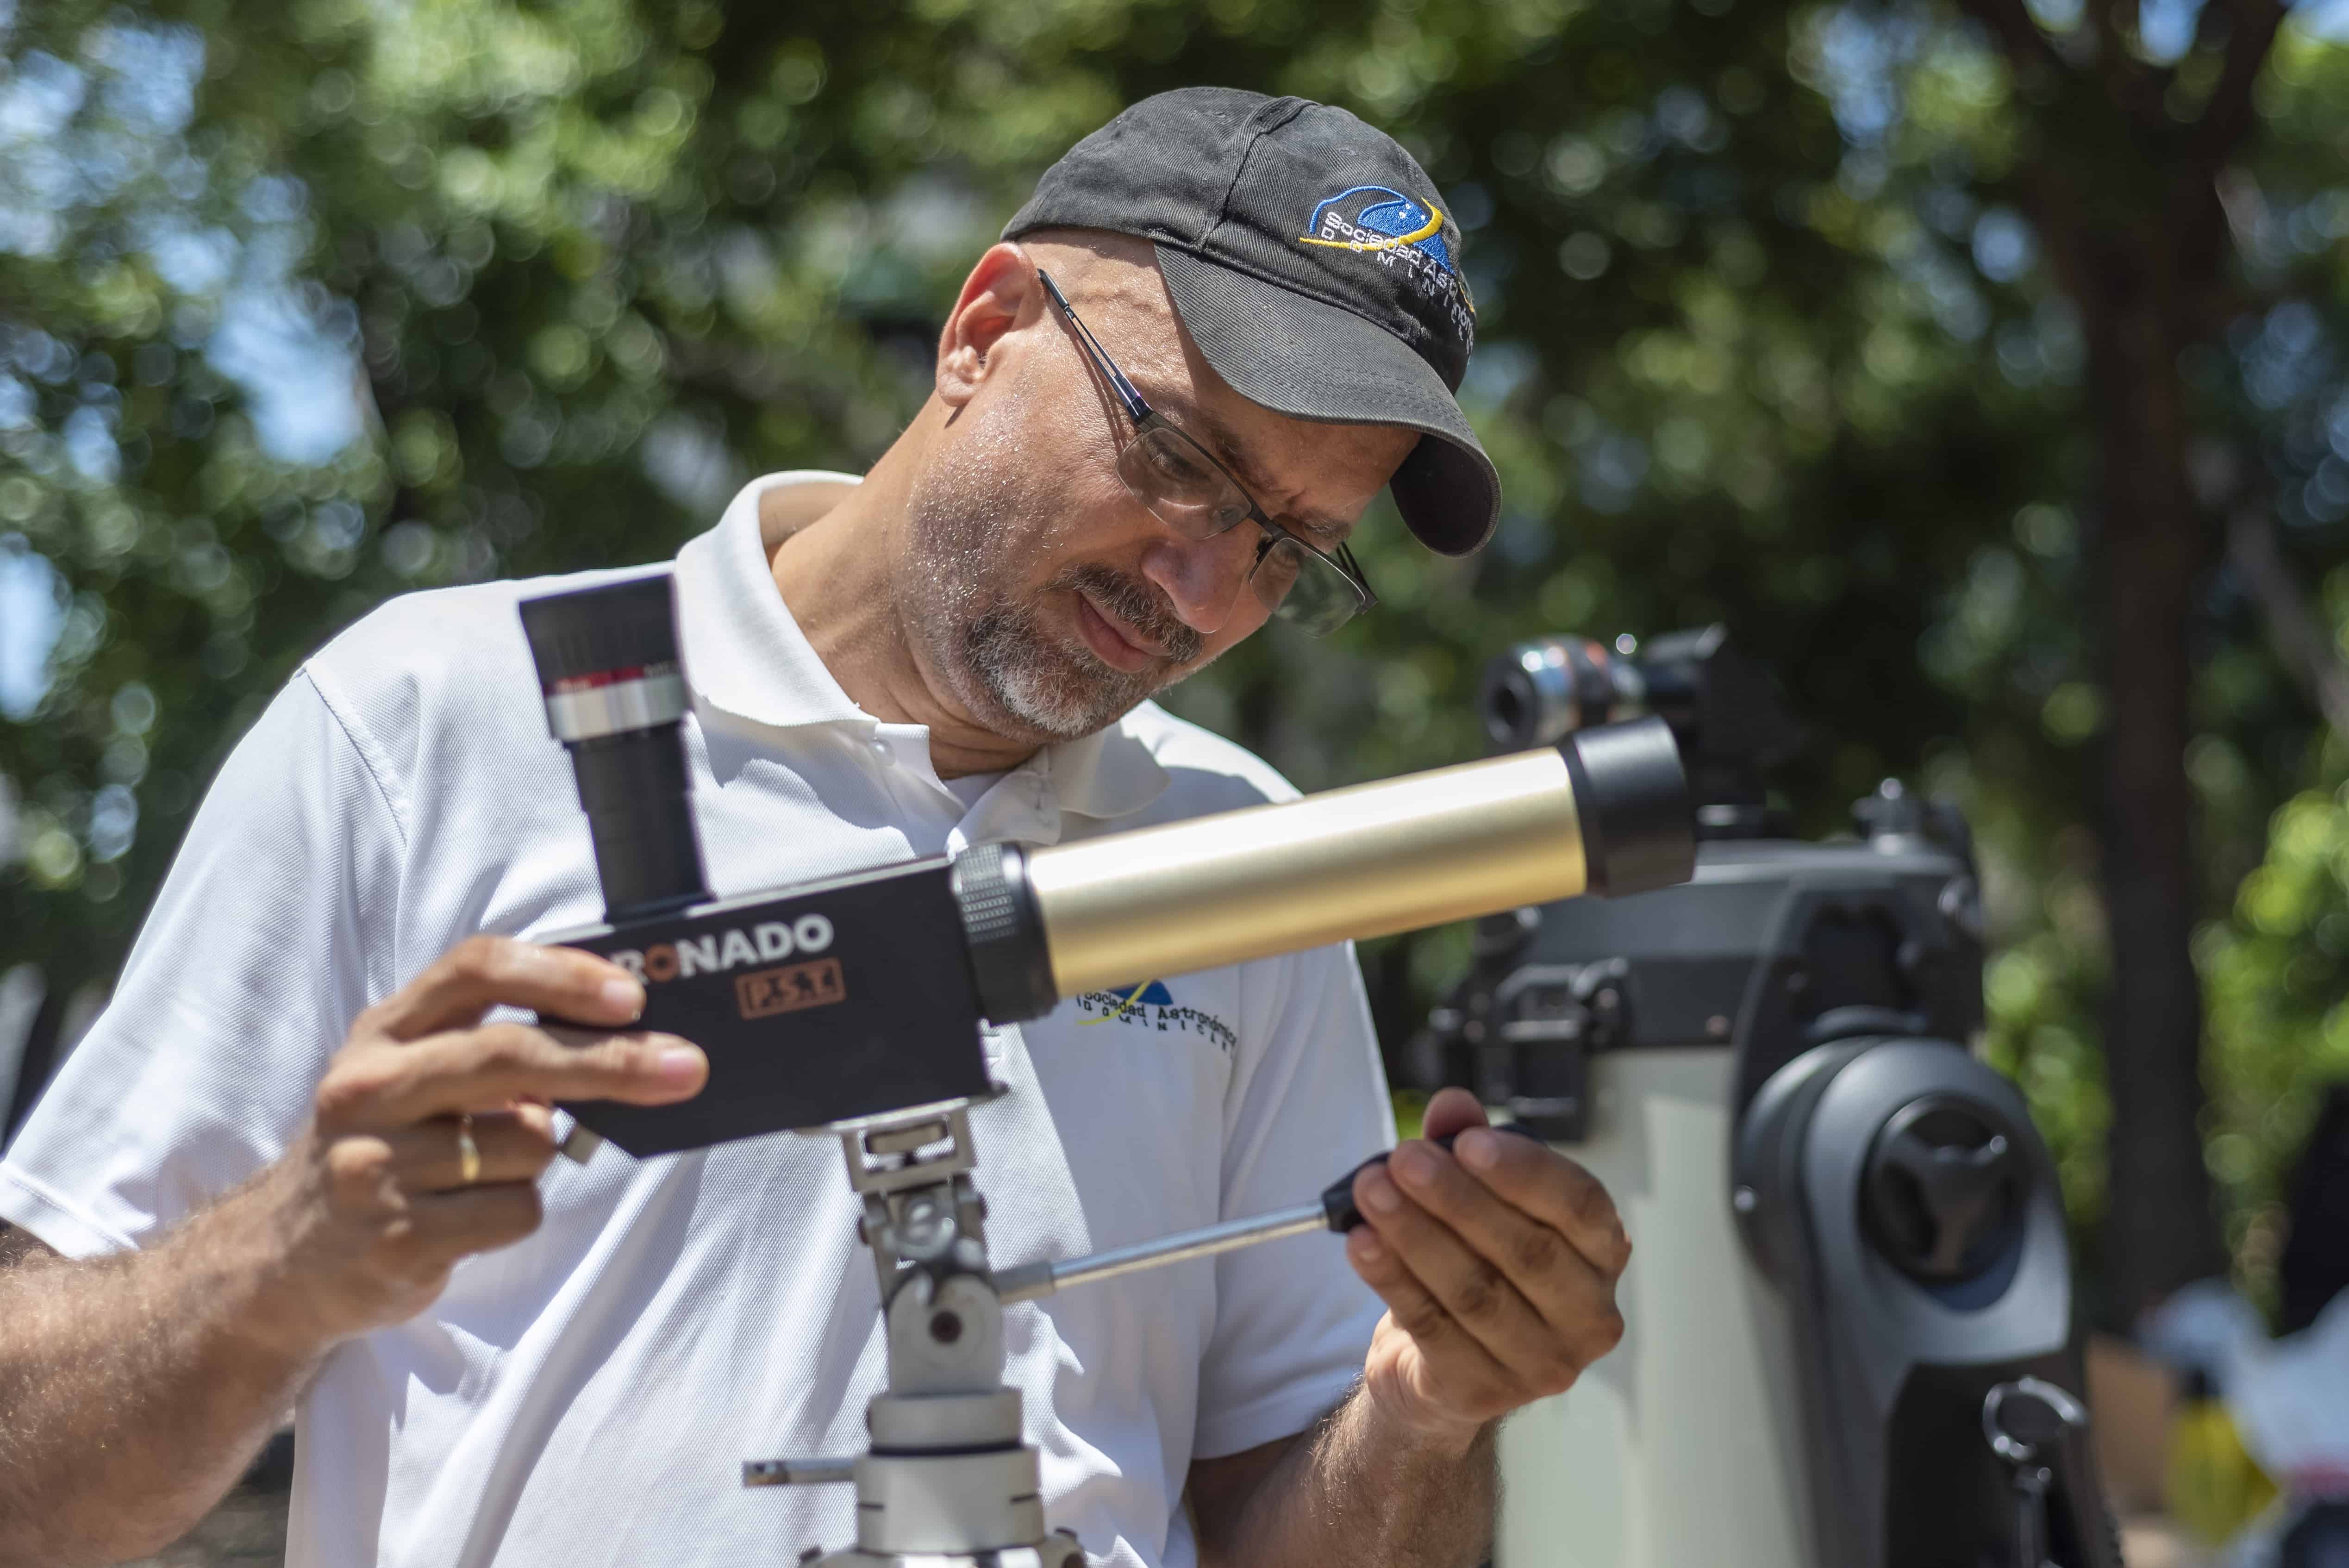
[{"x1": 1343, "y1": 1086, "x2": 1631, "y2": 1451}]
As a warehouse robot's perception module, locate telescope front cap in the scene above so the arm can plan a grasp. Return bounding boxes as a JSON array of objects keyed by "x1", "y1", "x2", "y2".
[{"x1": 1562, "y1": 716, "x2": 1695, "y2": 897}]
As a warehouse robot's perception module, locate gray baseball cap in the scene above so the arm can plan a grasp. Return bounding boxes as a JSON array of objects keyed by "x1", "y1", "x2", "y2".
[{"x1": 1003, "y1": 87, "x2": 1499, "y2": 556}]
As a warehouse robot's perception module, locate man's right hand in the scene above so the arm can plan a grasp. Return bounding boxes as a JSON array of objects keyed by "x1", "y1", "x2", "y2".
[{"x1": 249, "y1": 935, "x2": 706, "y2": 1348}]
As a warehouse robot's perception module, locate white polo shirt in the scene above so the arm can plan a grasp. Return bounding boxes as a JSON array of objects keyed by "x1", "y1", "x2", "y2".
[{"x1": 0, "y1": 473, "x2": 1393, "y2": 1568}]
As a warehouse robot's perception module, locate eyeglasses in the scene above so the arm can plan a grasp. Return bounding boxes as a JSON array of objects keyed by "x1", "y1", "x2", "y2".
[{"x1": 1037, "y1": 269, "x2": 1376, "y2": 637}]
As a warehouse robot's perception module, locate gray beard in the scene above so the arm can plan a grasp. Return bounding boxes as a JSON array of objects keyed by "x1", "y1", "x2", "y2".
[
  {"x1": 904, "y1": 426, "x2": 1205, "y2": 743},
  {"x1": 962, "y1": 562, "x2": 1204, "y2": 741}
]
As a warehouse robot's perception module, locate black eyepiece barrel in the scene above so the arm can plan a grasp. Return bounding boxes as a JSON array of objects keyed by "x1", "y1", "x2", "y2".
[{"x1": 519, "y1": 575, "x2": 710, "y2": 922}]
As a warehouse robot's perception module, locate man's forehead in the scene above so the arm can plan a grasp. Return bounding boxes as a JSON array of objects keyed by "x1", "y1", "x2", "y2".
[{"x1": 1044, "y1": 258, "x2": 1404, "y2": 529}]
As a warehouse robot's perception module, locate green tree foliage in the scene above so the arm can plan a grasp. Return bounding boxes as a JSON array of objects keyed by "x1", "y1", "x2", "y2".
[
  {"x1": 2199, "y1": 723, "x2": 2349, "y2": 1309},
  {"x1": 6, "y1": 0, "x2": 2349, "y2": 1318}
]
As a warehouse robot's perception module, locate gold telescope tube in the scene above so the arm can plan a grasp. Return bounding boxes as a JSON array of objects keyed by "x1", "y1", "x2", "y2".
[
  {"x1": 947, "y1": 716, "x2": 1692, "y2": 1019},
  {"x1": 1035, "y1": 749, "x2": 1586, "y2": 998}
]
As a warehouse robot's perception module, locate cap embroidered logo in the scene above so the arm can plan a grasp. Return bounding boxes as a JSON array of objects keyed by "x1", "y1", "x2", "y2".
[
  {"x1": 1297, "y1": 185, "x2": 1453, "y2": 267},
  {"x1": 1294, "y1": 183, "x2": 1477, "y2": 351}
]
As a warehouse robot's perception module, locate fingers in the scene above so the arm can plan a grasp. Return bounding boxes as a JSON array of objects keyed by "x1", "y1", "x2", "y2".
[
  {"x1": 1346, "y1": 1225, "x2": 1516, "y2": 1399},
  {"x1": 310, "y1": 1134, "x2": 550, "y2": 1307},
  {"x1": 408, "y1": 1181, "x2": 546, "y2": 1254},
  {"x1": 1449, "y1": 1127, "x2": 1632, "y2": 1280},
  {"x1": 1349, "y1": 1157, "x2": 1582, "y2": 1391},
  {"x1": 360, "y1": 936, "x2": 644, "y2": 1043},
  {"x1": 1418, "y1": 1085, "x2": 1491, "y2": 1143},
  {"x1": 386, "y1": 1112, "x2": 559, "y2": 1193},
  {"x1": 318, "y1": 1023, "x2": 706, "y2": 1128},
  {"x1": 1381, "y1": 1139, "x2": 1619, "y2": 1345}
]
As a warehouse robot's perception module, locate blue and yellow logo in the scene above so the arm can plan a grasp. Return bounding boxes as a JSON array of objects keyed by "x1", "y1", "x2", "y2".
[
  {"x1": 1072, "y1": 978, "x2": 1237, "y2": 1052},
  {"x1": 1078, "y1": 978, "x2": 1174, "y2": 1024},
  {"x1": 1298, "y1": 185, "x2": 1455, "y2": 273},
  {"x1": 1296, "y1": 184, "x2": 1474, "y2": 346}
]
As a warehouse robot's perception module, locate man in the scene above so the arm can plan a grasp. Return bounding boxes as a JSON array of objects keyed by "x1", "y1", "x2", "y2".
[{"x1": 0, "y1": 88, "x2": 1629, "y2": 1567}]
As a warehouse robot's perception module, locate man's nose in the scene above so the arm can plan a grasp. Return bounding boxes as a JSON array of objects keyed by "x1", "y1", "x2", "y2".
[{"x1": 1138, "y1": 525, "x2": 1259, "y2": 637}]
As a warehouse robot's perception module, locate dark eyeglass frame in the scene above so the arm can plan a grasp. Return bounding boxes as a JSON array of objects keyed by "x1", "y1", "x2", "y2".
[{"x1": 1036, "y1": 269, "x2": 1377, "y2": 636}]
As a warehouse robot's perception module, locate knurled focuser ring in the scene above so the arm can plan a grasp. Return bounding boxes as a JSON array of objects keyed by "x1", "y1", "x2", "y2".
[
  {"x1": 519, "y1": 575, "x2": 689, "y2": 742},
  {"x1": 1862, "y1": 1094, "x2": 2028, "y2": 1284},
  {"x1": 950, "y1": 841, "x2": 1057, "y2": 1025}
]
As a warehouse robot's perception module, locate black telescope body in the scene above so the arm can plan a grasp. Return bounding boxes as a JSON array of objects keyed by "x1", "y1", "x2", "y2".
[
  {"x1": 519, "y1": 575, "x2": 1696, "y2": 1157},
  {"x1": 1422, "y1": 629, "x2": 2120, "y2": 1568}
]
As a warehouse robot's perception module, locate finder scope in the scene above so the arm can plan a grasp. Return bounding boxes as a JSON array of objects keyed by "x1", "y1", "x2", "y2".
[{"x1": 523, "y1": 574, "x2": 1695, "y2": 1155}]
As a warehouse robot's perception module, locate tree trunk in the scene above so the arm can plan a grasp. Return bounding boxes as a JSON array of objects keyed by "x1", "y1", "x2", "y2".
[
  {"x1": 1952, "y1": 0, "x2": 2286, "y2": 1318},
  {"x1": 2080, "y1": 251, "x2": 2230, "y2": 1319}
]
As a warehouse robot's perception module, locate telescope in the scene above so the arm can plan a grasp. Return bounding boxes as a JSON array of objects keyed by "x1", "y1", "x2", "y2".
[
  {"x1": 1434, "y1": 628, "x2": 2122, "y2": 1568},
  {"x1": 519, "y1": 573, "x2": 1696, "y2": 1567}
]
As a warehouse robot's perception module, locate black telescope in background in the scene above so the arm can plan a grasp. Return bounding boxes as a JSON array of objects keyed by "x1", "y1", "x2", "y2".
[
  {"x1": 1421, "y1": 625, "x2": 2120, "y2": 1568},
  {"x1": 518, "y1": 573, "x2": 1696, "y2": 1156}
]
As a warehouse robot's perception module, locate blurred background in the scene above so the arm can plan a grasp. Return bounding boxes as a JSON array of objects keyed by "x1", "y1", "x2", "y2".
[{"x1": 5, "y1": 0, "x2": 2349, "y2": 1555}]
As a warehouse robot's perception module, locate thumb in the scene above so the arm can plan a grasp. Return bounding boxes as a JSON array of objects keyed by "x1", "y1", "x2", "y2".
[{"x1": 1418, "y1": 1085, "x2": 1490, "y2": 1143}]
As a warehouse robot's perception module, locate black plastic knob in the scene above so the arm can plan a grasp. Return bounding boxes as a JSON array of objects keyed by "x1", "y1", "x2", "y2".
[{"x1": 1862, "y1": 1095, "x2": 2026, "y2": 1284}]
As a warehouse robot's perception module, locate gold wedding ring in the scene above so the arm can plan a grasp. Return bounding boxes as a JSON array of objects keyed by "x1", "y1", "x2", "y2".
[{"x1": 456, "y1": 1113, "x2": 481, "y2": 1186}]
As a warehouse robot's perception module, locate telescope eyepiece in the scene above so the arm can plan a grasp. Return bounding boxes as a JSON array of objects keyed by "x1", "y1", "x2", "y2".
[
  {"x1": 1487, "y1": 627, "x2": 1803, "y2": 835},
  {"x1": 520, "y1": 575, "x2": 709, "y2": 923},
  {"x1": 1481, "y1": 637, "x2": 1645, "y2": 752},
  {"x1": 520, "y1": 575, "x2": 690, "y2": 743}
]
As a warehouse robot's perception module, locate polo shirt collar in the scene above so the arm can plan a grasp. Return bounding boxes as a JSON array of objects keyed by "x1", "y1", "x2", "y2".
[
  {"x1": 673, "y1": 472, "x2": 1170, "y2": 828},
  {"x1": 674, "y1": 471, "x2": 868, "y2": 731}
]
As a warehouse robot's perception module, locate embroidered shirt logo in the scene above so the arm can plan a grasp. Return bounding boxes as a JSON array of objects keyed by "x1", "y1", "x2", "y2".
[{"x1": 1073, "y1": 979, "x2": 1237, "y2": 1054}]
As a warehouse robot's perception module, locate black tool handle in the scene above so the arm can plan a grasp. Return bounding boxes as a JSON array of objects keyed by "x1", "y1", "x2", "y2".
[{"x1": 1319, "y1": 1124, "x2": 1546, "y2": 1231}]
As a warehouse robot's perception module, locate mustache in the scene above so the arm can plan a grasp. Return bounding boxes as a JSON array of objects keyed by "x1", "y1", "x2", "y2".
[{"x1": 1059, "y1": 562, "x2": 1202, "y2": 665}]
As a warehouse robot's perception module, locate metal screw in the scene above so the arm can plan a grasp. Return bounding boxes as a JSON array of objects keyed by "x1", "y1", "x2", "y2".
[
  {"x1": 1706, "y1": 1014, "x2": 1731, "y2": 1040},
  {"x1": 1733, "y1": 1186, "x2": 1758, "y2": 1214}
]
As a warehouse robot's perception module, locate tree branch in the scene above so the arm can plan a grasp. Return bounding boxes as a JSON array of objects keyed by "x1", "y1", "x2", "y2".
[
  {"x1": 2229, "y1": 505, "x2": 2349, "y2": 739},
  {"x1": 2152, "y1": 0, "x2": 2238, "y2": 101},
  {"x1": 2193, "y1": 0, "x2": 2288, "y2": 161},
  {"x1": 2085, "y1": 0, "x2": 2170, "y2": 132},
  {"x1": 1954, "y1": 0, "x2": 2074, "y2": 81}
]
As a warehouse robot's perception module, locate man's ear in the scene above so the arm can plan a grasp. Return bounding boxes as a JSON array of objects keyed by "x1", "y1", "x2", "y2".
[{"x1": 937, "y1": 243, "x2": 1033, "y2": 407}]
